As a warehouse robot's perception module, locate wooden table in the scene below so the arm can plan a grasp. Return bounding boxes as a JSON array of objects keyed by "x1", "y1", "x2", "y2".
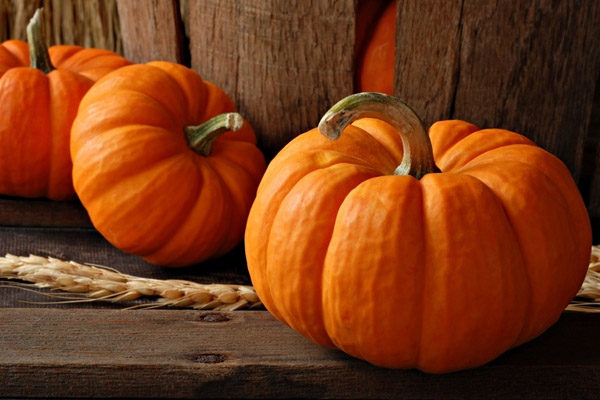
[{"x1": 1, "y1": 196, "x2": 599, "y2": 399}]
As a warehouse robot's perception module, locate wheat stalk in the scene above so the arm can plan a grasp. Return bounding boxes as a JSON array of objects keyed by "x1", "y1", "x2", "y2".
[
  {"x1": 565, "y1": 245, "x2": 600, "y2": 313},
  {"x1": 0, "y1": 254, "x2": 261, "y2": 310},
  {"x1": 1, "y1": 247, "x2": 599, "y2": 312}
]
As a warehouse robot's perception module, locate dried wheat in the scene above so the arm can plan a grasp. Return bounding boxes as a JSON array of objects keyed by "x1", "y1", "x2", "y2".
[{"x1": 0, "y1": 254, "x2": 261, "y2": 310}]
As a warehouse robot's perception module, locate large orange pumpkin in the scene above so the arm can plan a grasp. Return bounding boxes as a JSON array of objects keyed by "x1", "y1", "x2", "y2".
[
  {"x1": 0, "y1": 10, "x2": 130, "y2": 200},
  {"x1": 70, "y1": 62, "x2": 266, "y2": 267},
  {"x1": 245, "y1": 92, "x2": 591, "y2": 373}
]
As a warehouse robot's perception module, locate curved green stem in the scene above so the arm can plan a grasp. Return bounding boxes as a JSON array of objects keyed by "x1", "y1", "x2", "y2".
[
  {"x1": 185, "y1": 112, "x2": 244, "y2": 156},
  {"x1": 318, "y1": 92, "x2": 438, "y2": 179},
  {"x1": 26, "y1": 8, "x2": 54, "y2": 74}
]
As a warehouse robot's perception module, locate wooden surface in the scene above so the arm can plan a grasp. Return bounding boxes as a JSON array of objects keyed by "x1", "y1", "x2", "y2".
[
  {"x1": 189, "y1": 0, "x2": 355, "y2": 158},
  {"x1": 117, "y1": 0, "x2": 185, "y2": 64},
  {"x1": 0, "y1": 308, "x2": 599, "y2": 398}
]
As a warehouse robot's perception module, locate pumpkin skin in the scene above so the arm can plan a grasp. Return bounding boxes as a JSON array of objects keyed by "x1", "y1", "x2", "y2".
[
  {"x1": 356, "y1": 0, "x2": 396, "y2": 94},
  {"x1": 0, "y1": 39, "x2": 130, "y2": 200},
  {"x1": 70, "y1": 62, "x2": 266, "y2": 267},
  {"x1": 244, "y1": 93, "x2": 591, "y2": 373}
]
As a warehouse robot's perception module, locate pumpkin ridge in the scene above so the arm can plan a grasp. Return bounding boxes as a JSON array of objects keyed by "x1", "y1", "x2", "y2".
[
  {"x1": 0, "y1": 39, "x2": 29, "y2": 66},
  {"x1": 54, "y1": 48, "x2": 124, "y2": 71},
  {"x1": 77, "y1": 88, "x2": 186, "y2": 136},
  {"x1": 459, "y1": 158, "x2": 586, "y2": 343},
  {"x1": 452, "y1": 169, "x2": 532, "y2": 346},
  {"x1": 83, "y1": 153, "x2": 199, "y2": 254},
  {"x1": 266, "y1": 162, "x2": 379, "y2": 346},
  {"x1": 438, "y1": 129, "x2": 536, "y2": 171},
  {"x1": 205, "y1": 155, "x2": 253, "y2": 256}
]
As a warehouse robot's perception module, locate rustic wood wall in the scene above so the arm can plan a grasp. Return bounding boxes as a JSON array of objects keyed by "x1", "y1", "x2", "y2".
[{"x1": 1, "y1": 0, "x2": 599, "y2": 238}]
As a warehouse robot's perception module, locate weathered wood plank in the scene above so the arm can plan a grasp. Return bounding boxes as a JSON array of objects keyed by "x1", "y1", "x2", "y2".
[
  {"x1": 117, "y1": 0, "x2": 185, "y2": 63},
  {"x1": 453, "y1": 0, "x2": 600, "y2": 180},
  {"x1": 394, "y1": 0, "x2": 463, "y2": 126},
  {"x1": 190, "y1": 0, "x2": 356, "y2": 158},
  {"x1": 394, "y1": 0, "x2": 600, "y2": 184},
  {"x1": 0, "y1": 308, "x2": 599, "y2": 399},
  {"x1": 0, "y1": 196, "x2": 91, "y2": 227}
]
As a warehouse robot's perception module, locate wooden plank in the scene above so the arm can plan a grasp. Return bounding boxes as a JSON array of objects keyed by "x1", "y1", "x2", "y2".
[
  {"x1": 0, "y1": 196, "x2": 91, "y2": 228},
  {"x1": 117, "y1": 0, "x2": 185, "y2": 63},
  {"x1": 189, "y1": 0, "x2": 356, "y2": 158},
  {"x1": 394, "y1": 0, "x2": 600, "y2": 182},
  {"x1": 394, "y1": 0, "x2": 463, "y2": 126},
  {"x1": 0, "y1": 308, "x2": 599, "y2": 398},
  {"x1": 453, "y1": 0, "x2": 600, "y2": 180}
]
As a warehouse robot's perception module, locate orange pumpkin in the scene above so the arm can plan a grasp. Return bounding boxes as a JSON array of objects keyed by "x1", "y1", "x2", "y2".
[
  {"x1": 356, "y1": 0, "x2": 396, "y2": 94},
  {"x1": 245, "y1": 92, "x2": 591, "y2": 372},
  {"x1": 0, "y1": 10, "x2": 130, "y2": 200},
  {"x1": 70, "y1": 62, "x2": 266, "y2": 267}
]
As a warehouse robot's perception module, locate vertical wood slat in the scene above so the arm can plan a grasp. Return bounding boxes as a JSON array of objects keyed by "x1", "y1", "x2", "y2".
[
  {"x1": 190, "y1": 0, "x2": 356, "y2": 158},
  {"x1": 117, "y1": 0, "x2": 185, "y2": 64},
  {"x1": 394, "y1": 0, "x2": 600, "y2": 183}
]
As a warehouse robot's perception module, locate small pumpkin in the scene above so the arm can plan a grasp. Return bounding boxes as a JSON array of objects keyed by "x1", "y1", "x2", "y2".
[
  {"x1": 70, "y1": 62, "x2": 266, "y2": 267},
  {"x1": 0, "y1": 9, "x2": 130, "y2": 200},
  {"x1": 245, "y1": 92, "x2": 591, "y2": 372},
  {"x1": 356, "y1": 0, "x2": 396, "y2": 94}
]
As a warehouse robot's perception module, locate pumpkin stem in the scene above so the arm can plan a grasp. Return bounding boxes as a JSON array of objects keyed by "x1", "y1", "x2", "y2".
[
  {"x1": 26, "y1": 8, "x2": 54, "y2": 74},
  {"x1": 318, "y1": 92, "x2": 438, "y2": 179},
  {"x1": 185, "y1": 112, "x2": 244, "y2": 156}
]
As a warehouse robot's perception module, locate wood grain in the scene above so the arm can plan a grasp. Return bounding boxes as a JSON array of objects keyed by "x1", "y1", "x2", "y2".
[
  {"x1": 394, "y1": 0, "x2": 463, "y2": 127},
  {"x1": 190, "y1": 0, "x2": 356, "y2": 158},
  {"x1": 395, "y1": 0, "x2": 600, "y2": 182},
  {"x1": 117, "y1": 0, "x2": 185, "y2": 63},
  {"x1": 0, "y1": 308, "x2": 599, "y2": 398}
]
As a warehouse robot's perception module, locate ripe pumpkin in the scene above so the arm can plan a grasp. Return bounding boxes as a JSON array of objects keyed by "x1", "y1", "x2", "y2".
[
  {"x1": 245, "y1": 92, "x2": 591, "y2": 373},
  {"x1": 0, "y1": 10, "x2": 130, "y2": 200},
  {"x1": 70, "y1": 62, "x2": 266, "y2": 267},
  {"x1": 356, "y1": 0, "x2": 396, "y2": 94}
]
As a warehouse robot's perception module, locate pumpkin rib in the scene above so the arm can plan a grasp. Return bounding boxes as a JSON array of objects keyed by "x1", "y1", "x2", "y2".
[
  {"x1": 0, "y1": 39, "x2": 28, "y2": 66},
  {"x1": 246, "y1": 150, "x2": 383, "y2": 320},
  {"x1": 265, "y1": 163, "x2": 381, "y2": 347},
  {"x1": 205, "y1": 155, "x2": 256, "y2": 256},
  {"x1": 436, "y1": 129, "x2": 536, "y2": 172},
  {"x1": 417, "y1": 172, "x2": 529, "y2": 372},
  {"x1": 459, "y1": 158, "x2": 587, "y2": 343},
  {"x1": 142, "y1": 157, "x2": 233, "y2": 266},
  {"x1": 213, "y1": 140, "x2": 267, "y2": 186},
  {"x1": 76, "y1": 89, "x2": 186, "y2": 136},
  {"x1": 88, "y1": 154, "x2": 203, "y2": 256}
]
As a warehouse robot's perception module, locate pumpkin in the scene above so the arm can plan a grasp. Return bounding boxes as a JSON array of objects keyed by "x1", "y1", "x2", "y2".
[
  {"x1": 244, "y1": 92, "x2": 591, "y2": 372},
  {"x1": 70, "y1": 61, "x2": 266, "y2": 267},
  {"x1": 0, "y1": 9, "x2": 130, "y2": 200},
  {"x1": 356, "y1": 0, "x2": 396, "y2": 94}
]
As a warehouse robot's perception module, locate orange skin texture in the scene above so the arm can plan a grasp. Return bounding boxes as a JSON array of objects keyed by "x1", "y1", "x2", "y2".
[
  {"x1": 0, "y1": 39, "x2": 130, "y2": 199},
  {"x1": 356, "y1": 0, "x2": 396, "y2": 94},
  {"x1": 71, "y1": 62, "x2": 266, "y2": 267},
  {"x1": 245, "y1": 118, "x2": 591, "y2": 373}
]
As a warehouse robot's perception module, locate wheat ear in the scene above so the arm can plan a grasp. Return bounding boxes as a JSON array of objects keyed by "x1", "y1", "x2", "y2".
[
  {"x1": 0, "y1": 254, "x2": 261, "y2": 310},
  {"x1": 566, "y1": 245, "x2": 600, "y2": 313}
]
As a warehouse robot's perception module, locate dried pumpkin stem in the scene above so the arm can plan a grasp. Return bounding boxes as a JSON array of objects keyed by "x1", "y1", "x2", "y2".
[
  {"x1": 26, "y1": 8, "x2": 54, "y2": 74},
  {"x1": 185, "y1": 112, "x2": 244, "y2": 156},
  {"x1": 318, "y1": 92, "x2": 437, "y2": 179}
]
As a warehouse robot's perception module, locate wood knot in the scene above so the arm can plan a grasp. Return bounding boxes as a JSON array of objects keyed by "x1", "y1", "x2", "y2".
[
  {"x1": 194, "y1": 353, "x2": 227, "y2": 364},
  {"x1": 197, "y1": 313, "x2": 230, "y2": 323}
]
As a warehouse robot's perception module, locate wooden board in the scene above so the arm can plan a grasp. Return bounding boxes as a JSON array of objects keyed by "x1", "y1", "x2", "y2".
[
  {"x1": 1, "y1": 308, "x2": 599, "y2": 399},
  {"x1": 189, "y1": 0, "x2": 356, "y2": 158}
]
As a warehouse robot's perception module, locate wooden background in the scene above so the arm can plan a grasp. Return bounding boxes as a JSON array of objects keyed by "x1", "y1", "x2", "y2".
[{"x1": 0, "y1": 0, "x2": 599, "y2": 240}]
